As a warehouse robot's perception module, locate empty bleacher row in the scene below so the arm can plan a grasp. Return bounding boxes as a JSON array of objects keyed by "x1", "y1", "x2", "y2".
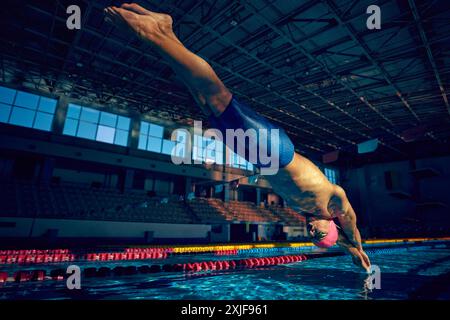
[
  {"x1": 187, "y1": 198, "x2": 230, "y2": 223},
  {"x1": 267, "y1": 206, "x2": 307, "y2": 226},
  {"x1": 0, "y1": 181, "x2": 193, "y2": 224},
  {"x1": 0, "y1": 181, "x2": 306, "y2": 226},
  {"x1": 187, "y1": 198, "x2": 306, "y2": 227},
  {"x1": 226, "y1": 201, "x2": 280, "y2": 223}
]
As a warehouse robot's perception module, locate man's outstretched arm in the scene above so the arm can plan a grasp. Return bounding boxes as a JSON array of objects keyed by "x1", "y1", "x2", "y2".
[{"x1": 331, "y1": 186, "x2": 371, "y2": 271}]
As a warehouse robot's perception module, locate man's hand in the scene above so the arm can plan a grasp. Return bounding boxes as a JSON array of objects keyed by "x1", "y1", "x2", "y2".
[
  {"x1": 337, "y1": 231, "x2": 371, "y2": 272},
  {"x1": 348, "y1": 247, "x2": 371, "y2": 273}
]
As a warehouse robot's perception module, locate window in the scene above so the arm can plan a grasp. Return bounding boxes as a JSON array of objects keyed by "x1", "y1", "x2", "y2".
[
  {"x1": 138, "y1": 121, "x2": 164, "y2": 153},
  {"x1": 0, "y1": 85, "x2": 57, "y2": 131},
  {"x1": 63, "y1": 104, "x2": 130, "y2": 146},
  {"x1": 228, "y1": 149, "x2": 252, "y2": 170},
  {"x1": 173, "y1": 130, "x2": 188, "y2": 158},
  {"x1": 192, "y1": 134, "x2": 224, "y2": 164},
  {"x1": 324, "y1": 167, "x2": 339, "y2": 184}
]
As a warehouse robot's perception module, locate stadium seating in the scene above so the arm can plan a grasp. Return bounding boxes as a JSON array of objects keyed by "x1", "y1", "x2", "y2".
[
  {"x1": 0, "y1": 181, "x2": 193, "y2": 224},
  {"x1": 0, "y1": 181, "x2": 307, "y2": 227}
]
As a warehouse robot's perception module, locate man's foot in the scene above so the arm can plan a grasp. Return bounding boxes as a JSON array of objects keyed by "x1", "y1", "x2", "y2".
[{"x1": 104, "y1": 3, "x2": 180, "y2": 45}]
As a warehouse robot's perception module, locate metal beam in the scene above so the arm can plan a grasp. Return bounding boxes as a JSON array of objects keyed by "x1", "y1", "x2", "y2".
[
  {"x1": 408, "y1": 0, "x2": 450, "y2": 116},
  {"x1": 240, "y1": 0, "x2": 406, "y2": 148},
  {"x1": 158, "y1": 3, "x2": 378, "y2": 140},
  {"x1": 323, "y1": 0, "x2": 421, "y2": 123}
]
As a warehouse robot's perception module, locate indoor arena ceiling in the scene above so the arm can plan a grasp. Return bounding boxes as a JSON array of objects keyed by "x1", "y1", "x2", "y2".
[{"x1": 1, "y1": 0, "x2": 450, "y2": 162}]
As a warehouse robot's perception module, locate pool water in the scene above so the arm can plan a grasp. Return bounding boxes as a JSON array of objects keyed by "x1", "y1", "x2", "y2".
[{"x1": 1, "y1": 246, "x2": 450, "y2": 300}]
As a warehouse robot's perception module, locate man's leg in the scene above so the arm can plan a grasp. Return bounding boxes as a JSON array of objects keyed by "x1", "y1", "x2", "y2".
[
  {"x1": 105, "y1": 3, "x2": 231, "y2": 117},
  {"x1": 105, "y1": 3, "x2": 294, "y2": 169}
]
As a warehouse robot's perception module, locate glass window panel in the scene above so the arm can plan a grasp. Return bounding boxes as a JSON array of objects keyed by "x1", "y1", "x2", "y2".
[
  {"x1": 0, "y1": 86, "x2": 16, "y2": 105},
  {"x1": 80, "y1": 107, "x2": 99, "y2": 123},
  {"x1": 117, "y1": 116, "x2": 130, "y2": 130},
  {"x1": 162, "y1": 140, "x2": 176, "y2": 155},
  {"x1": 206, "y1": 139, "x2": 215, "y2": 150},
  {"x1": 77, "y1": 121, "x2": 97, "y2": 140},
  {"x1": 230, "y1": 152, "x2": 239, "y2": 167},
  {"x1": 192, "y1": 146, "x2": 200, "y2": 160},
  {"x1": 217, "y1": 141, "x2": 224, "y2": 154},
  {"x1": 0, "y1": 103, "x2": 12, "y2": 123},
  {"x1": 96, "y1": 125, "x2": 115, "y2": 144},
  {"x1": 14, "y1": 91, "x2": 39, "y2": 110},
  {"x1": 193, "y1": 135, "x2": 201, "y2": 148},
  {"x1": 176, "y1": 130, "x2": 187, "y2": 143},
  {"x1": 99, "y1": 112, "x2": 117, "y2": 127},
  {"x1": 174, "y1": 143, "x2": 185, "y2": 158},
  {"x1": 114, "y1": 129, "x2": 129, "y2": 146},
  {"x1": 140, "y1": 121, "x2": 149, "y2": 135},
  {"x1": 138, "y1": 134, "x2": 148, "y2": 150},
  {"x1": 149, "y1": 123, "x2": 163, "y2": 138},
  {"x1": 147, "y1": 136, "x2": 162, "y2": 153},
  {"x1": 215, "y1": 153, "x2": 224, "y2": 165},
  {"x1": 33, "y1": 112, "x2": 53, "y2": 131},
  {"x1": 9, "y1": 107, "x2": 34, "y2": 128},
  {"x1": 63, "y1": 118, "x2": 78, "y2": 136},
  {"x1": 199, "y1": 146, "x2": 206, "y2": 160},
  {"x1": 206, "y1": 148, "x2": 216, "y2": 163},
  {"x1": 66, "y1": 104, "x2": 81, "y2": 119},
  {"x1": 38, "y1": 97, "x2": 57, "y2": 114}
]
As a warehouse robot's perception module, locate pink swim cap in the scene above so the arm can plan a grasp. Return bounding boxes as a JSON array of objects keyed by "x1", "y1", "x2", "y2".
[{"x1": 313, "y1": 220, "x2": 338, "y2": 248}]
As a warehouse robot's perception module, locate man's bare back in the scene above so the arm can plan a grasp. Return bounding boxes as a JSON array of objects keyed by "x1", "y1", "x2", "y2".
[{"x1": 266, "y1": 153, "x2": 335, "y2": 217}]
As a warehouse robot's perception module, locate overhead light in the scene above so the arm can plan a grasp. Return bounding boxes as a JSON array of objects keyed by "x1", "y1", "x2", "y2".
[{"x1": 76, "y1": 62, "x2": 83, "y2": 68}]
